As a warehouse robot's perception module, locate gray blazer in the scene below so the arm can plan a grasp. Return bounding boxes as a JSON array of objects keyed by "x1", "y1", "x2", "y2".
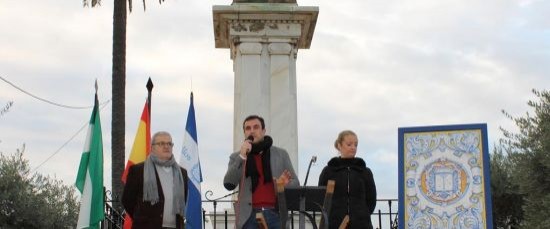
[{"x1": 223, "y1": 146, "x2": 299, "y2": 229}]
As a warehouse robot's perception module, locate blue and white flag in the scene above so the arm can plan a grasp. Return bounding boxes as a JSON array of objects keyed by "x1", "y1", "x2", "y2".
[{"x1": 179, "y1": 92, "x2": 203, "y2": 229}]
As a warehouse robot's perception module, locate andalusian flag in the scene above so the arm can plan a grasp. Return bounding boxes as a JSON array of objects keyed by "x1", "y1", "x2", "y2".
[
  {"x1": 75, "y1": 90, "x2": 104, "y2": 229},
  {"x1": 122, "y1": 100, "x2": 151, "y2": 229},
  {"x1": 179, "y1": 92, "x2": 203, "y2": 228}
]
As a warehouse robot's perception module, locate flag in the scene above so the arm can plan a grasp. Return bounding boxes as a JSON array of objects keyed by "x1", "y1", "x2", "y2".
[
  {"x1": 122, "y1": 100, "x2": 151, "y2": 229},
  {"x1": 179, "y1": 92, "x2": 203, "y2": 229},
  {"x1": 75, "y1": 92, "x2": 104, "y2": 229},
  {"x1": 122, "y1": 101, "x2": 151, "y2": 182}
]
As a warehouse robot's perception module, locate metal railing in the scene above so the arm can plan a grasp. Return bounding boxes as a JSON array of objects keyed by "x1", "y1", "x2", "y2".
[
  {"x1": 202, "y1": 190, "x2": 398, "y2": 229},
  {"x1": 103, "y1": 189, "x2": 398, "y2": 229},
  {"x1": 102, "y1": 188, "x2": 124, "y2": 229}
]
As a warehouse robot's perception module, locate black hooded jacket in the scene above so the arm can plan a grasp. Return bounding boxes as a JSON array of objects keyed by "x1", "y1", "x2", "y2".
[{"x1": 318, "y1": 157, "x2": 377, "y2": 229}]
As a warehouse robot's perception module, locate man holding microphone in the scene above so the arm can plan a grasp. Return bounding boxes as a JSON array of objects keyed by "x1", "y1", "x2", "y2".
[{"x1": 224, "y1": 115, "x2": 299, "y2": 229}]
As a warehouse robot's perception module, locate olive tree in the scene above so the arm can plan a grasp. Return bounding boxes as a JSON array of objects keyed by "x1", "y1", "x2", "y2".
[{"x1": 0, "y1": 146, "x2": 79, "y2": 228}]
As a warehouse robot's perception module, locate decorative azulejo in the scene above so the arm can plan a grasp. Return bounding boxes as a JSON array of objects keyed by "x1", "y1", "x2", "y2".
[
  {"x1": 399, "y1": 124, "x2": 493, "y2": 229},
  {"x1": 419, "y1": 158, "x2": 469, "y2": 206}
]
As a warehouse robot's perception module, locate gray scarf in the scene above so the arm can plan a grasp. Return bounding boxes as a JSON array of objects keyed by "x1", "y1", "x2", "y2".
[{"x1": 143, "y1": 154, "x2": 186, "y2": 216}]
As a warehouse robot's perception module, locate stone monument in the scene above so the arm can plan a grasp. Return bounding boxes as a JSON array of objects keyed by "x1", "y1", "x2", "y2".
[{"x1": 213, "y1": 1, "x2": 318, "y2": 173}]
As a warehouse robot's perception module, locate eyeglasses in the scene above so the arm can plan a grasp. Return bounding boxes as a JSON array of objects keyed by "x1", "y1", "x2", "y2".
[{"x1": 153, "y1": 142, "x2": 174, "y2": 147}]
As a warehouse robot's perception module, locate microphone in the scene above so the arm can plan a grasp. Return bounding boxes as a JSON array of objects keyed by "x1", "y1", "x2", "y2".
[
  {"x1": 299, "y1": 156, "x2": 317, "y2": 228},
  {"x1": 303, "y1": 156, "x2": 317, "y2": 187},
  {"x1": 245, "y1": 135, "x2": 254, "y2": 154},
  {"x1": 246, "y1": 135, "x2": 254, "y2": 142}
]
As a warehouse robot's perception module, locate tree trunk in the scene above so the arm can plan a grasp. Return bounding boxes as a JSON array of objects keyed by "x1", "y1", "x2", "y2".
[{"x1": 111, "y1": 0, "x2": 127, "y2": 211}]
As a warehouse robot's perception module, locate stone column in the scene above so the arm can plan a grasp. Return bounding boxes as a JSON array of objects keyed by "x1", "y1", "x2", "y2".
[{"x1": 213, "y1": 3, "x2": 318, "y2": 174}]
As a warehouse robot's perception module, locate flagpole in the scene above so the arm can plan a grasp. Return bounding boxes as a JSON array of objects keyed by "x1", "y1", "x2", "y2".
[
  {"x1": 122, "y1": 78, "x2": 153, "y2": 229},
  {"x1": 76, "y1": 80, "x2": 105, "y2": 228},
  {"x1": 180, "y1": 91, "x2": 202, "y2": 229},
  {"x1": 146, "y1": 77, "x2": 153, "y2": 118}
]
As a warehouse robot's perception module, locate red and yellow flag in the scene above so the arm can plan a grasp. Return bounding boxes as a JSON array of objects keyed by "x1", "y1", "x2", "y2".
[
  {"x1": 122, "y1": 101, "x2": 151, "y2": 182},
  {"x1": 122, "y1": 101, "x2": 150, "y2": 229}
]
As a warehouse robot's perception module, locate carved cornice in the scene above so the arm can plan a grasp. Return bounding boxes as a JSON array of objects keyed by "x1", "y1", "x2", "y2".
[{"x1": 213, "y1": 4, "x2": 318, "y2": 49}]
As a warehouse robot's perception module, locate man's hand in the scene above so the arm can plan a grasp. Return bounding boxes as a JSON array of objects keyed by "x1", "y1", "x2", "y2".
[
  {"x1": 276, "y1": 170, "x2": 292, "y2": 186},
  {"x1": 239, "y1": 138, "x2": 252, "y2": 159}
]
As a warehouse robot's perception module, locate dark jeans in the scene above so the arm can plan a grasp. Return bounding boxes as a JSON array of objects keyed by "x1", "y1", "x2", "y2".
[{"x1": 243, "y1": 208, "x2": 281, "y2": 229}]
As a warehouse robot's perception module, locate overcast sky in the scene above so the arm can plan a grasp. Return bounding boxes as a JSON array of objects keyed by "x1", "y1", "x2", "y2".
[{"x1": 1, "y1": 0, "x2": 549, "y2": 214}]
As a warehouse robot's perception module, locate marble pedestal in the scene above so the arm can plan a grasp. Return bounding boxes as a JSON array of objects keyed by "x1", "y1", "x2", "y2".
[{"x1": 213, "y1": 3, "x2": 318, "y2": 173}]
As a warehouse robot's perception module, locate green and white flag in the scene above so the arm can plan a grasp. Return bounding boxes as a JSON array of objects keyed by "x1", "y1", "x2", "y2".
[{"x1": 75, "y1": 91, "x2": 104, "y2": 229}]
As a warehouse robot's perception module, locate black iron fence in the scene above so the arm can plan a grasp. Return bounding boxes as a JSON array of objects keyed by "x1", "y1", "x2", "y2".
[
  {"x1": 102, "y1": 188, "x2": 124, "y2": 229},
  {"x1": 201, "y1": 197, "x2": 398, "y2": 229},
  {"x1": 103, "y1": 189, "x2": 398, "y2": 229}
]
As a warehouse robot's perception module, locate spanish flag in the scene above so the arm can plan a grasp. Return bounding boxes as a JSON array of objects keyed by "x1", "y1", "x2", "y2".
[{"x1": 122, "y1": 100, "x2": 151, "y2": 229}]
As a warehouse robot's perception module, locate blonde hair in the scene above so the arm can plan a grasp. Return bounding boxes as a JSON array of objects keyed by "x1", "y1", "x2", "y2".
[{"x1": 334, "y1": 130, "x2": 357, "y2": 150}]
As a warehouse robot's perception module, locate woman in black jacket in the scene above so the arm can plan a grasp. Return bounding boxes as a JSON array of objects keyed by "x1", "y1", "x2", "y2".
[{"x1": 318, "y1": 130, "x2": 377, "y2": 229}]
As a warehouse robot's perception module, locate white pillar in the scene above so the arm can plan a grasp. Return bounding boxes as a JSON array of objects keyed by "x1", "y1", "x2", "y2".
[
  {"x1": 214, "y1": 3, "x2": 319, "y2": 175},
  {"x1": 269, "y1": 42, "x2": 298, "y2": 171}
]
